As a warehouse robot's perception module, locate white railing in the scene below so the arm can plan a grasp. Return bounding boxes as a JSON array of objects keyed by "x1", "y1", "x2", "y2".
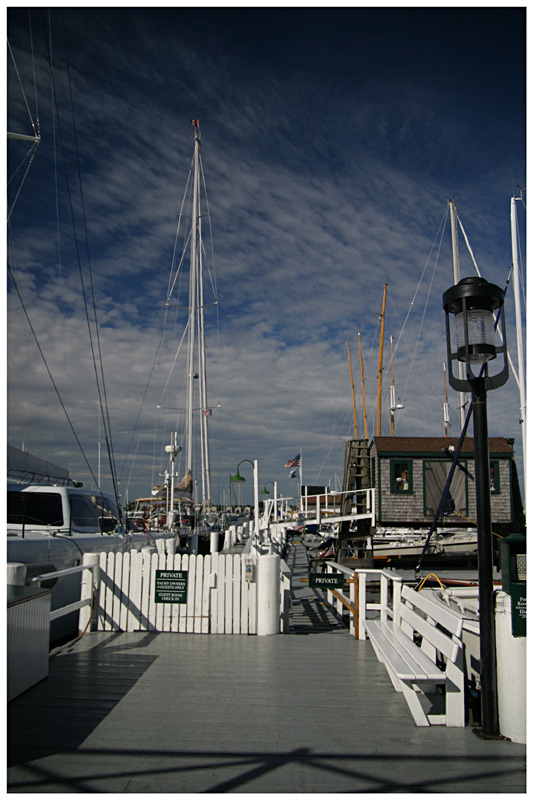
[
  {"x1": 314, "y1": 561, "x2": 404, "y2": 638},
  {"x1": 299, "y1": 487, "x2": 375, "y2": 528},
  {"x1": 29, "y1": 561, "x2": 99, "y2": 624}
]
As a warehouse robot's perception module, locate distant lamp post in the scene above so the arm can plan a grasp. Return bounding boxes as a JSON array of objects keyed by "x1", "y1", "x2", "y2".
[
  {"x1": 443, "y1": 276, "x2": 508, "y2": 738},
  {"x1": 230, "y1": 459, "x2": 259, "y2": 537},
  {"x1": 261, "y1": 481, "x2": 278, "y2": 521}
]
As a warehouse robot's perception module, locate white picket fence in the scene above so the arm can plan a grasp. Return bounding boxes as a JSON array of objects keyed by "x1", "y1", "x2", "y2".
[{"x1": 81, "y1": 549, "x2": 287, "y2": 635}]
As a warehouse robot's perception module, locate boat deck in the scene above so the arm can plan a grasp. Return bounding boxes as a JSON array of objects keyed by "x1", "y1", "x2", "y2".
[{"x1": 7, "y1": 543, "x2": 526, "y2": 793}]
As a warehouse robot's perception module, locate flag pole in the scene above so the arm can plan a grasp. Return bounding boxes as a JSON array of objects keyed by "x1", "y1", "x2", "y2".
[{"x1": 299, "y1": 449, "x2": 303, "y2": 512}]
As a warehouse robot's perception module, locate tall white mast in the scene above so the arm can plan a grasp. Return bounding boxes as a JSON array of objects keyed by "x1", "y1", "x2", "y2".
[
  {"x1": 186, "y1": 126, "x2": 200, "y2": 478},
  {"x1": 449, "y1": 200, "x2": 467, "y2": 430},
  {"x1": 510, "y1": 195, "x2": 526, "y2": 496},
  {"x1": 185, "y1": 121, "x2": 212, "y2": 513}
]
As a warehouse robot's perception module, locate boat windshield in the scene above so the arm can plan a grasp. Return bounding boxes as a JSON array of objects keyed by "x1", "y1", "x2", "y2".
[
  {"x1": 69, "y1": 493, "x2": 119, "y2": 530},
  {"x1": 7, "y1": 490, "x2": 64, "y2": 526}
]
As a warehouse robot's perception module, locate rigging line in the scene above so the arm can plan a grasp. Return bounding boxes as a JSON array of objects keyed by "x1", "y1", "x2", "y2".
[
  {"x1": 7, "y1": 37, "x2": 38, "y2": 136},
  {"x1": 396, "y1": 206, "x2": 448, "y2": 356},
  {"x1": 167, "y1": 166, "x2": 194, "y2": 300},
  {"x1": 199, "y1": 155, "x2": 219, "y2": 301},
  {"x1": 28, "y1": 9, "x2": 40, "y2": 137},
  {"x1": 8, "y1": 261, "x2": 101, "y2": 490},
  {"x1": 400, "y1": 208, "x2": 448, "y2": 404},
  {"x1": 58, "y1": 13, "x2": 121, "y2": 513},
  {"x1": 119, "y1": 310, "x2": 172, "y2": 487},
  {"x1": 168, "y1": 226, "x2": 194, "y2": 301},
  {"x1": 6, "y1": 141, "x2": 40, "y2": 222},
  {"x1": 456, "y1": 209, "x2": 520, "y2": 389},
  {"x1": 60, "y1": 14, "x2": 117, "y2": 471},
  {"x1": 402, "y1": 237, "x2": 441, "y2": 404},
  {"x1": 158, "y1": 319, "x2": 190, "y2": 404},
  {"x1": 456, "y1": 212, "x2": 481, "y2": 274},
  {"x1": 119, "y1": 329, "x2": 165, "y2": 487}
]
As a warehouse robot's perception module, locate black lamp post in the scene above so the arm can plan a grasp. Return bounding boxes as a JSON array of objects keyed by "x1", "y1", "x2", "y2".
[{"x1": 443, "y1": 276, "x2": 508, "y2": 738}]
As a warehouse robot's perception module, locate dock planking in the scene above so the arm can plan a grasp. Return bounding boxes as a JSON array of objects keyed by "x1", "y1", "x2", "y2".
[{"x1": 7, "y1": 543, "x2": 526, "y2": 793}]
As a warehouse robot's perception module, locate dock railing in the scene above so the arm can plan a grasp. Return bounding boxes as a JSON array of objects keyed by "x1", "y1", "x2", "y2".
[
  {"x1": 19, "y1": 560, "x2": 100, "y2": 628},
  {"x1": 300, "y1": 487, "x2": 375, "y2": 529},
  {"x1": 317, "y1": 561, "x2": 403, "y2": 638}
]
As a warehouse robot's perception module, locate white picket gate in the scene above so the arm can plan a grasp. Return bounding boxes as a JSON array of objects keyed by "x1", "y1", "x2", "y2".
[{"x1": 86, "y1": 550, "x2": 259, "y2": 634}]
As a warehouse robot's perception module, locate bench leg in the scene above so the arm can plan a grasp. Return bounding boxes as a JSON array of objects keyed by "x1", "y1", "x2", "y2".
[
  {"x1": 444, "y1": 674, "x2": 465, "y2": 727},
  {"x1": 400, "y1": 680, "x2": 430, "y2": 726}
]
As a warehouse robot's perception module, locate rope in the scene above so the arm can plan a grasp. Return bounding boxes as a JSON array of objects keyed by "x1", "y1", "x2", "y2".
[
  {"x1": 59, "y1": 13, "x2": 122, "y2": 520},
  {"x1": 7, "y1": 261, "x2": 100, "y2": 489}
]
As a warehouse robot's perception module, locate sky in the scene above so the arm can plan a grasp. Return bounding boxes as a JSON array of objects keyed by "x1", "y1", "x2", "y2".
[{"x1": 6, "y1": 5, "x2": 527, "y2": 509}]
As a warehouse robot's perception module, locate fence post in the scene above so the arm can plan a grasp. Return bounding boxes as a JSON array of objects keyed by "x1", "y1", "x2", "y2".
[
  {"x1": 257, "y1": 553, "x2": 280, "y2": 635},
  {"x1": 79, "y1": 553, "x2": 99, "y2": 633},
  {"x1": 358, "y1": 572, "x2": 367, "y2": 639},
  {"x1": 351, "y1": 573, "x2": 359, "y2": 638},
  {"x1": 7, "y1": 563, "x2": 27, "y2": 586}
]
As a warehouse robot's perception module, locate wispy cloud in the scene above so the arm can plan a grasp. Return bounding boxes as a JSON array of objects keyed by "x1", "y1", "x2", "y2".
[{"x1": 7, "y1": 8, "x2": 526, "y2": 504}]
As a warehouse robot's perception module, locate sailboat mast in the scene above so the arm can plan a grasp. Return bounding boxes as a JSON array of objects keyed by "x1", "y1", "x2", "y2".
[
  {"x1": 376, "y1": 283, "x2": 387, "y2": 436},
  {"x1": 186, "y1": 127, "x2": 200, "y2": 477},
  {"x1": 449, "y1": 200, "x2": 467, "y2": 430},
  {"x1": 198, "y1": 202, "x2": 211, "y2": 512},
  {"x1": 389, "y1": 336, "x2": 396, "y2": 436},
  {"x1": 511, "y1": 195, "x2": 526, "y2": 496},
  {"x1": 346, "y1": 339, "x2": 358, "y2": 438},
  {"x1": 358, "y1": 331, "x2": 368, "y2": 439}
]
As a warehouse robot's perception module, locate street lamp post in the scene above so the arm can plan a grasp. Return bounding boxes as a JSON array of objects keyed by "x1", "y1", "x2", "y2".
[
  {"x1": 260, "y1": 481, "x2": 278, "y2": 521},
  {"x1": 443, "y1": 276, "x2": 508, "y2": 738},
  {"x1": 230, "y1": 459, "x2": 259, "y2": 538}
]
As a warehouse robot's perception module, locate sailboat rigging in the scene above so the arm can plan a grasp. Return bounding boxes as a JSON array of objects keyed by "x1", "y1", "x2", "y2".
[{"x1": 157, "y1": 120, "x2": 218, "y2": 523}]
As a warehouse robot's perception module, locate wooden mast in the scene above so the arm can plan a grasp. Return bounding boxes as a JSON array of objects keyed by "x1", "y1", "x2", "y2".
[
  {"x1": 376, "y1": 283, "x2": 387, "y2": 436},
  {"x1": 358, "y1": 331, "x2": 368, "y2": 440},
  {"x1": 389, "y1": 335, "x2": 396, "y2": 436},
  {"x1": 346, "y1": 340, "x2": 358, "y2": 439}
]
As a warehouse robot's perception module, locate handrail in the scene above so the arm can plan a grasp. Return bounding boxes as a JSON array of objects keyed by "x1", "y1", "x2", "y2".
[
  {"x1": 30, "y1": 561, "x2": 99, "y2": 623},
  {"x1": 30, "y1": 563, "x2": 95, "y2": 583},
  {"x1": 314, "y1": 561, "x2": 403, "y2": 639}
]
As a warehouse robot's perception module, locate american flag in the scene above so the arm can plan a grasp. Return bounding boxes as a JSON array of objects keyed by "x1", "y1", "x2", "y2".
[
  {"x1": 319, "y1": 544, "x2": 336, "y2": 559},
  {"x1": 285, "y1": 454, "x2": 300, "y2": 469}
]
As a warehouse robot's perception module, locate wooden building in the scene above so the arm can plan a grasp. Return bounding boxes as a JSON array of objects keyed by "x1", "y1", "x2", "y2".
[{"x1": 369, "y1": 436, "x2": 523, "y2": 535}]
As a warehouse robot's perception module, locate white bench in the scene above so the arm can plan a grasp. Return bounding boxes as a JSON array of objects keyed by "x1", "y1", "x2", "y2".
[{"x1": 365, "y1": 584, "x2": 465, "y2": 727}]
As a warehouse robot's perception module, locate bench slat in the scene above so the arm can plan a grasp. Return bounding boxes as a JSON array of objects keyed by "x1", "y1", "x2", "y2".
[
  {"x1": 402, "y1": 585, "x2": 464, "y2": 636},
  {"x1": 366, "y1": 620, "x2": 442, "y2": 681},
  {"x1": 400, "y1": 603, "x2": 459, "y2": 663}
]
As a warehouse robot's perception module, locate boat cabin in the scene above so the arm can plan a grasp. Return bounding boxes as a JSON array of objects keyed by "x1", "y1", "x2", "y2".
[{"x1": 369, "y1": 436, "x2": 523, "y2": 535}]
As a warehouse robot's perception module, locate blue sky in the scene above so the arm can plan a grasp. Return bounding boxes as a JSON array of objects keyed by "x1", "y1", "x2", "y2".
[{"x1": 7, "y1": 6, "x2": 527, "y2": 507}]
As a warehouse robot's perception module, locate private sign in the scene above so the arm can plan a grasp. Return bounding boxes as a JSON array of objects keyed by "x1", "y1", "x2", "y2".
[
  {"x1": 155, "y1": 570, "x2": 188, "y2": 603},
  {"x1": 309, "y1": 573, "x2": 345, "y2": 590}
]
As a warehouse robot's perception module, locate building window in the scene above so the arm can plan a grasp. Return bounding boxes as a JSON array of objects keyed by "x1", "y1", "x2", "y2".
[
  {"x1": 390, "y1": 460, "x2": 412, "y2": 494},
  {"x1": 490, "y1": 460, "x2": 500, "y2": 494}
]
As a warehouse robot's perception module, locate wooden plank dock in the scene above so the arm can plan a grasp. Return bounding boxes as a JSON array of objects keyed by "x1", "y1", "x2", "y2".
[{"x1": 7, "y1": 543, "x2": 526, "y2": 793}]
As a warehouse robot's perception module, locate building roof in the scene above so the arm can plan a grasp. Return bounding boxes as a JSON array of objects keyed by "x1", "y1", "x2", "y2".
[{"x1": 372, "y1": 436, "x2": 514, "y2": 455}]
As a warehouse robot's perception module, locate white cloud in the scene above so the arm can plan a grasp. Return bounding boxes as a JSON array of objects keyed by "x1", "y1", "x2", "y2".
[{"x1": 7, "y1": 8, "x2": 526, "y2": 507}]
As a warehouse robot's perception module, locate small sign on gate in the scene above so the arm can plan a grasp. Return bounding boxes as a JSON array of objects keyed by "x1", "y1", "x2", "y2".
[
  {"x1": 155, "y1": 570, "x2": 188, "y2": 603},
  {"x1": 309, "y1": 572, "x2": 345, "y2": 590}
]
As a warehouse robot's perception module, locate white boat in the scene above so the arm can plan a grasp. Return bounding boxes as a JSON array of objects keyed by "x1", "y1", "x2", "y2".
[
  {"x1": 7, "y1": 459, "x2": 177, "y2": 641},
  {"x1": 371, "y1": 527, "x2": 478, "y2": 562}
]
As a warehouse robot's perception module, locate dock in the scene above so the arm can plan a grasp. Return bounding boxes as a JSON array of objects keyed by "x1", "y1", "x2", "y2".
[{"x1": 7, "y1": 542, "x2": 526, "y2": 793}]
